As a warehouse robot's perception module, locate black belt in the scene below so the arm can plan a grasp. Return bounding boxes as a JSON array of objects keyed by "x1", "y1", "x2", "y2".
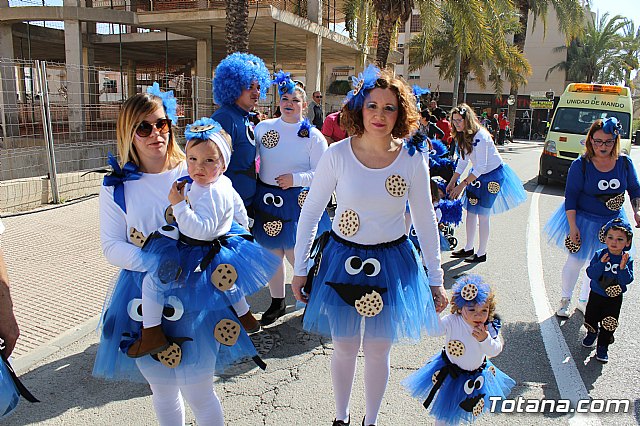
[
  {"x1": 330, "y1": 231, "x2": 408, "y2": 249},
  {"x1": 423, "y1": 349, "x2": 486, "y2": 410},
  {"x1": 195, "y1": 233, "x2": 254, "y2": 272},
  {"x1": 1, "y1": 350, "x2": 39, "y2": 404}
]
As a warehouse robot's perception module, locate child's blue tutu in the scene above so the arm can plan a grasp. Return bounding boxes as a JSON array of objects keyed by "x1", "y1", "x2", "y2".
[
  {"x1": 303, "y1": 232, "x2": 439, "y2": 342},
  {"x1": 544, "y1": 203, "x2": 628, "y2": 261},
  {"x1": 253, "y1": 180, "x2": 331, "y2": 250},
  {"x1": 402, "y1": 350, "x2": 515, "y2": 425},
  {"x1": 0, "y1": 359, "x2": 19, "y2": 419},
  {"x1": 409, "y1": 226, "x2": 451, "y2": 252},
  {"x1": 461, "y1": 164, "x2": 526, "y2": 215},
  {"x1": 93, "y1": 270, "x2": 266, "y2": 384},
  {"x1": 139, "y1": 223, "x2": 279, "y2": 305}
]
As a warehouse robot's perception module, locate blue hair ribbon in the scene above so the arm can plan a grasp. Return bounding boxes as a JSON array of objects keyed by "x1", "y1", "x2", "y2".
[
  {"x1": 272, "y1": 70, "x2": 296, "y2": 96},
  {"x1": 185, "y1": 117, "x2": 223, "y2": 141},
  {"x1": 146, "y1": 82, "x2": 178, "y2": 125},
  {"x1": 602, "y1": 117, "x2": 622, "y2": 137},
  {"x1": 297, "y1": 118, "x2": 313, "y2": 138},
  {"x1": 102, "y1": 152, "x2": 142, "y2": 213},
  {"x1": 404, "y1": 131, "x2": 429, "y2": 156},
  {"x1": 344, "y1": 64, "x2": 380, "y2": 110}
]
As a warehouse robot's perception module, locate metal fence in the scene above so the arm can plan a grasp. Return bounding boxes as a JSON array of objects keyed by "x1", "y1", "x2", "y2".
[{"x1": 0, "y1": 57, "x2": 275, "y2": 213}]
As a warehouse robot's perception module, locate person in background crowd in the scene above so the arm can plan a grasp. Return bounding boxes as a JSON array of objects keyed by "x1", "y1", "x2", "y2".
[
  {"x1": 308, "y1": 91, "x2": 324, "y2": 130},
  {"x1": 433, "y1": 108, "x2": 452, "y2": 146},
  {"x1": 0, "y1": 219, "x2": 18, "y2": 359},
  {"x1": 497, "y1": 111, "x2": 509, "y2": 145},
  {"x1": 420, "y1": 109, "x2": 444, "y2": 141},
  {"x1": 322, "y1": 111, "x2": 348, "y2": 145}
]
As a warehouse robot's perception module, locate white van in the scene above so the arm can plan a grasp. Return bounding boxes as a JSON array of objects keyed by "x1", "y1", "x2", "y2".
[{"x1": 538, "y1": 83, "x2": 633, "y2": 184}]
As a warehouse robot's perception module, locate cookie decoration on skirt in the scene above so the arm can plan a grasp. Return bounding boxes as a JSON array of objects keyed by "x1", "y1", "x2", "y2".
[
  {"x1": 156, "y1": 342, "x2": 182, "y2": 368},
  {"x1": 385, "y1": 174, "x2": 408, "y2": 197},
  {"x1": 605, "y1": 284, "x2": 622, "y2": 298},
  {"x1": 214, "y1": 319, "x2": 241, "y2": 346},
  {"x1": 472, "y1": 398, "x2": 485, "y2": 416},
  {"x1": 263, "y1": 220, "x2": 283, "y2": 237},
  {"x1": 601, "y1": 316, "x2": 618, "y2": 331},
  {"x1": 354, "y1": 290, "x2": 384, "y2": 317},
  {"x1": 338, "y1": 209, "x2": 360, "y2": 237},
  {"x1": 488, "y1": 365, "x2": 496, "y2": 376},
  {"x1": 164, "y1": 205, "x2": 176, "y2": 224},
  {"x1": 468, "y1": 196, "x2": 479, "y2": 206},
  {"x1": 605, "y1": 193, "x2": 625, "y2": 211},
  {"x1": 447, "y1": 340, "x2": 465, "y2": 357},
  {"x1": 129, "y1": 227, "x2": 147, "y2": 248},
  {"x1": 298, "y1": 189, "x2": 309, "y2": 208},
  {"x1": 261, "y1": 130, "x2": 280, "y2": 149},
  {"x1": 564, "y1": 235, "x2": 581, "y2": 253},
  {"x1": 210, "y1": 264, "x2": 238, "y2": 291},
  {"x1": 487, "y1": 181, "x2": 501, "y2": 194}
]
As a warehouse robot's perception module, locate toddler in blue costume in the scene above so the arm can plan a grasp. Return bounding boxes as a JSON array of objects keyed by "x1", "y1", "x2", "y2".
[
  {"x1": 403, "y1": 275, "x2": 515, "y2": 425},
  {"x1": 582, "y1": 218, "x2": 634, "y2": 363}
]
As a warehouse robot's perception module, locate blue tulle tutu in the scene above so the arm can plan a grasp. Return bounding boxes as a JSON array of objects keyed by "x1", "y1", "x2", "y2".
[
  {"x1": 253, "y1": 180, "x2": 331, "y2": 250},
  {"x1": 0, "y1": 360, "x2": 19, "y2": 418},
  {"x1": 461, "y1": 164, "x2": 527, "y2": 215},
  {"x1": 403, "y1": 350, "x2": 515, "y2": 425},
  {"x1": 544, "y1": 203, "x2": 629, "y2": 261},
  {"x1": 303, "y1": 232, "x2": 439, "y2": 342}
]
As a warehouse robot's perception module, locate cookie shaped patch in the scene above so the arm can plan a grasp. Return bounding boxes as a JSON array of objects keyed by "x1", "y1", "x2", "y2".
[
  {"x1": 605, "y1": 284, "x2": 622, "y2": 298},
  {"x1": 164, "y1": 205, "x2": 176, "y2": 224},
  {"x1": 354, "y1": 291, "x2": 384, "y2": 317},
  {"x1": 298, "y1": 189, "x2": 309, "y2": 208},
  {"x1": 129, "y1": 227, "x2": 147, "y2": 248},
  {"x1": 487, "y1": 181, "x2": 501, "y2": 194},
  {"x1": 488, "y1": 365, "x2": 496, "y2": 376},
  {"x1": 157, "y1": 342, "x2": 182, "y2": 368},
  {"x1": 210, "y1": 264, "x2": 238, "y2": 291},
  {"x1": 468, "y1": 196, "x2": 478, "y2": 206},
  {"x1": 605, "y1": 193, "x2": 625, "y2": 211},
  {"x1": 214, "y1": 319, "x2": 241, "y2": 346},
  {"x1": 385, "y1": 174, "x2": 408, "y2": 197},
  {"x1": 601, "y1": 316, "x2": 618, "y2": 331},
  {"x1": 447, "y1": 340, "x2": 465, "y2": 357},
  {"x1": 261, "y1": 130, "x2": 280, "y2": 149},
  {"x1": 564, "y1": 235, "x2": 581, "y2": 253},
  {"x1": 460, "y1": 283, "x2": 478, "y2": 301},
  {"x1": 263, "y1": 220, "x2": 283, "y2": 237},
  {"x1": 472, "y1": 398, "x2": 485, "y2": 416},
  {"x1": 338, "y1": 209, "x2": 360, "y2": 237}
]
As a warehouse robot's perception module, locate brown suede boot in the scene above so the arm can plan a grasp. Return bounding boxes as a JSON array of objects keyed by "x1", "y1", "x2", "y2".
[
  {"x1": 127, "y1": 325, "x2": 169, "y2": 358},
  {"x1": 238, "y1": 311, "x2": 261, "y2": 334}
]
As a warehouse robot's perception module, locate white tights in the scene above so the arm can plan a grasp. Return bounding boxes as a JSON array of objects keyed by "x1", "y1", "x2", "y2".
[
  {"x1": 561, "y1": 254, "x2": 592, "y2": 301},
  {"x1": 463, "y1": 212, "x2": 491, "y2": 256},
  {"x1": 331, "y1": 335, "x2": 393, "y2": 426},
  {"x1": 149, "y1": 378, "x2": 223, "y2": 426},
  {"x1": 267, "y1": 248, "x2": 295, "y2": 299}
]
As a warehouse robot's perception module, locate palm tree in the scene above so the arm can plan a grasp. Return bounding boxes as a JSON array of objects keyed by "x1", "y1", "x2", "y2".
[
  {"x1": 507, "y1": 0, "x2": 584, "y2": 127},
  {"x1": 225, "y1": 0, "x2": 249, "y2": 54}
]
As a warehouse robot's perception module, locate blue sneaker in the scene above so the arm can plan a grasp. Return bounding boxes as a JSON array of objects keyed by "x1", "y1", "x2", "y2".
[
  {"x1": 582, "y1": 331, "x2": 598, "y2": 348},
  {"x1": 596, "y1": 346, "x2": 608, "y2": 363}
]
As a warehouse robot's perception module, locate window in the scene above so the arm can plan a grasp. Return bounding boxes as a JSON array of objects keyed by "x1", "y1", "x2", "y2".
[{"x1": 410, "y1": 14, "x2": 421, "y2": 33}]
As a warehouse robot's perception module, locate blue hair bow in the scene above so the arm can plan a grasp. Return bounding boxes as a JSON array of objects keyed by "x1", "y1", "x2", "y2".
[
  {"x1": 272, "y1": 70, "x2": 296, "y2": 96},
  {"x1": 185, "y1": 117, "x2": 223, "y2": 141},
  {"x1": 147, "y1": 82, "x2": 178, "y2": 125},
  {"x1": 452, "y1": 274, "x2": 491, "y2": 308},
  {"x1": 297, "y1": 118, "x2": 313, "y2": 138},
  {"x1": 602, "y1": 117, "x2": 622, "y2": 137},
  {"x1": 404, "y1": 131, "x2": 428, "y2": 156},
  {"x1": 102, "y1": 152, "x2": 143, "y2": 213},
  {"x1": 344, "y1": 64, "x2": 380, "y2": 111}
]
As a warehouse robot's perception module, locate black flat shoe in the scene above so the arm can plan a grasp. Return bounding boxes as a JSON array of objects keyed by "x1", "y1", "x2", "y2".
[
  {"x1": 362, "y1": 417, "x2": 373, "y2": 426},
  {"x1": 451, "y1": 248, "x2": 474, "y2": 258},
  {"x1": 332, "y1": 416, "x2": 350, "y2": 426},
  {"x1": 464, "y1": 254, "x2": 487, "y2": 263},
  {"x1": 260, "y1": 297, "x2": 286, "y2": 326}
]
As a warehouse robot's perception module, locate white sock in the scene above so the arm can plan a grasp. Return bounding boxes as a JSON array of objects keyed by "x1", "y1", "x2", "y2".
[
  {"x1": 476, "y1": 214, "x2": 491, "y2": 257},
  {"x1": 142, "y1": 274, "x2": 164, "y2": 328},
  {"x1": 181, "y1": 378, "x2": 224, "y2": 426},
  {"x1": 232, "y1": 297, "x2": 250, "y2": 317},
  {"x1": 561, "y1": 254, "x2": 586, "y2": 299},
  {"x1": 363, "y1": 337, "x2": 392, "y2": 426},
  {"x1": 148, "y1": 382, "x2": 185, "y2": 426},
  {"x1": 464, "y1": 212, "x2": 478, "y2": 251},
  {"x1": 331, "y1": 335, "x2": 361, "y2": 422}
]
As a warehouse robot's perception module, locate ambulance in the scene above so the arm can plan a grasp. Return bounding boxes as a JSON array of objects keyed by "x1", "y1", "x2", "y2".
[{"x1": 538, "y1": 83, "x2": 633, "y2": 184}]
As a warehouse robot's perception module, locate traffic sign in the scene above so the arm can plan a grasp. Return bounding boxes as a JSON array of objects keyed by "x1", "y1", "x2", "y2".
[{"x1": 531, "y1": 100, "x2": 554, "y2": 109}]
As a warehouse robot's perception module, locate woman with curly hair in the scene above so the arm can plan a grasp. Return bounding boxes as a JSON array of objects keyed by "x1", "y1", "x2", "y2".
[
  {"x1": 446, "y1": 104, "x2": 526, "y2": 263},
  {"x1": 291, "y1": 65, "x2": 447, "y2": 426}
]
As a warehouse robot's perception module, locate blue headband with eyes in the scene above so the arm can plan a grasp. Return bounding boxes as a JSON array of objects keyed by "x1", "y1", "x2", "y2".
[
  {"x1": 602, "y1": 117, "x2": 622, "y2": 137},
  {"x1": 452, "y1": 274, "x2": 491, "y2": 308},
  {"x1": 272, "y1": 70, "x2": 296, "y2": 96}
]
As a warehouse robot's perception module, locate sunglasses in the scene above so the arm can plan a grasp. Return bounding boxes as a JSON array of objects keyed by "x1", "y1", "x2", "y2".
[
  {"x1": 314, "y1": 95, "x2": 323, "y2": 99},
  {"x1": 136, "y1": 118, "x2": 171, "y2": 137}
]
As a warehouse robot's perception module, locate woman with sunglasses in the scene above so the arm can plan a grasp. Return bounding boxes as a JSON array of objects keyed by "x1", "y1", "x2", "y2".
[
  {"x1": 545, "y1": 118, "x2": 640, "y2": 317},
  {"x1": 253, "y1": 71, "x2": 330, "y2": 326},
  {"x1": 94, "y1": 86, "x2": 264, "y2": 425},
  {"x1": 291, "y1": 65, "x2": 447, "y2": 426},
  {"x1": 446, "y1": 103, "x2": 526, "y2": 263}
]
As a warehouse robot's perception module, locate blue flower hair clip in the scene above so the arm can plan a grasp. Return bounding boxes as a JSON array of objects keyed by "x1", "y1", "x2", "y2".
[
  {"x1": 297, "y1": 118, "x2": 313, "y2": 138},
  {"x1": 600, "y1": 217, "x2": 633, "y2": 248},
  {"x1": 272, "y1": 70, "x2": 296, "y2": 97},
  {"x1": 452, "y1": 274, "x2": 491, "y2": 308},
  {"x1": 602, "y1": 117, "x2": 622, "y2": 137},
  {"x1": 457, "y1": 106, "x2": 467, "y2": 118},
  {"x1": 147, "y1": 82, "x2": 178, "y2": 125},
  {"x1": 404, "y1": 131, "x2": 428, "y2": 156},
  {"x1": 185, "y1": 117, "x2": 223, "y2": 141},
  {"x1": 344, "y1": 64, "x2": 380, "y2": 110}
]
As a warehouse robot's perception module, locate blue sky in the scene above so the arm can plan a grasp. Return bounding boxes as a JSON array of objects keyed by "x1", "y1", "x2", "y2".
[{"x1": 589, "y1": 0, "x2": 639, "y2": 28}]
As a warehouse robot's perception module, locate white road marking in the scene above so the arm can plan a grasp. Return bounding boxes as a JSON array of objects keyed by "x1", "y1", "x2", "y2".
[{"x1": 528, "y1": 186, "x2": 600, "y2": 425}]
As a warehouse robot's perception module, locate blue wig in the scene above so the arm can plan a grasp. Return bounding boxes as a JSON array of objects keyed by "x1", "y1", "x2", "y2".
[
  {"x1": 451, "y1": 275, "x2": 491, "y2": 308},
  {"x1": 213, "y1": 53, "x2": 271, "y2": 106},
  {"x1": 147, "y1": 82, "x2": 178, "y2": 124},
  {"x1": 602, "y1": 117, "x2": 622, "y2": 138},
  {"x1": 344, "y1": 64, "x2": 380, "y2": 111},
  {"x1": 272, "y1": 70, "x2": 296, "y2": 97}
]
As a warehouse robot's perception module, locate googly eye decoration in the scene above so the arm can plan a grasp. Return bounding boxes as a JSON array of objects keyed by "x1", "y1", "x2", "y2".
[
  {"x1": 127, "y1": 298, "x2": 144, "y2": 322},
  {"x1": 344, "y1": 256, "x2": 381, "y2": 276},
  {"x1": 162, "y1": 296, "x2": 184, "y2": 321}
]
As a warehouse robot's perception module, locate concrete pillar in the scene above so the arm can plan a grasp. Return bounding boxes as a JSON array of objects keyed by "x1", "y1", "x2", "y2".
[
  {"x1": 0, "y1": 0, "x2": 20, "y2": 138},
  {"x1": 64, "y1": 0, "x2": 85, "y2": 138},
  {"x1": 305, "y1": 0, "x2": 322, "y2": 93},
  {"x1": 196, "y1": 38, "x2": 213, "y2": 117}
]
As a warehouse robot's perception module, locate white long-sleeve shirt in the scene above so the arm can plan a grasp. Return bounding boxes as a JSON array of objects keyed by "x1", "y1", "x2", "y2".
[
  {"x1": 255, "y1": 118, "x2": 328, "y2": 187},
  {"x1": 435, "y1": 314, "x2": 503, "y2": 371},
  {"x1": 454, "y1": 127, "x2": 503, "y2": 178},
  {"x1": 293, "y1": 138, "x2": 444, "y2": 287}
]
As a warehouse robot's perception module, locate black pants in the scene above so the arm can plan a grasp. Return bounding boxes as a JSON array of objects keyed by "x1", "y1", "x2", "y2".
[
  {"x1": 498, "y1": 129, "x2": 506, "y2": 145},
  {"x1": 584, "y1": 291, "x2": 623, "y2": 347}
]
